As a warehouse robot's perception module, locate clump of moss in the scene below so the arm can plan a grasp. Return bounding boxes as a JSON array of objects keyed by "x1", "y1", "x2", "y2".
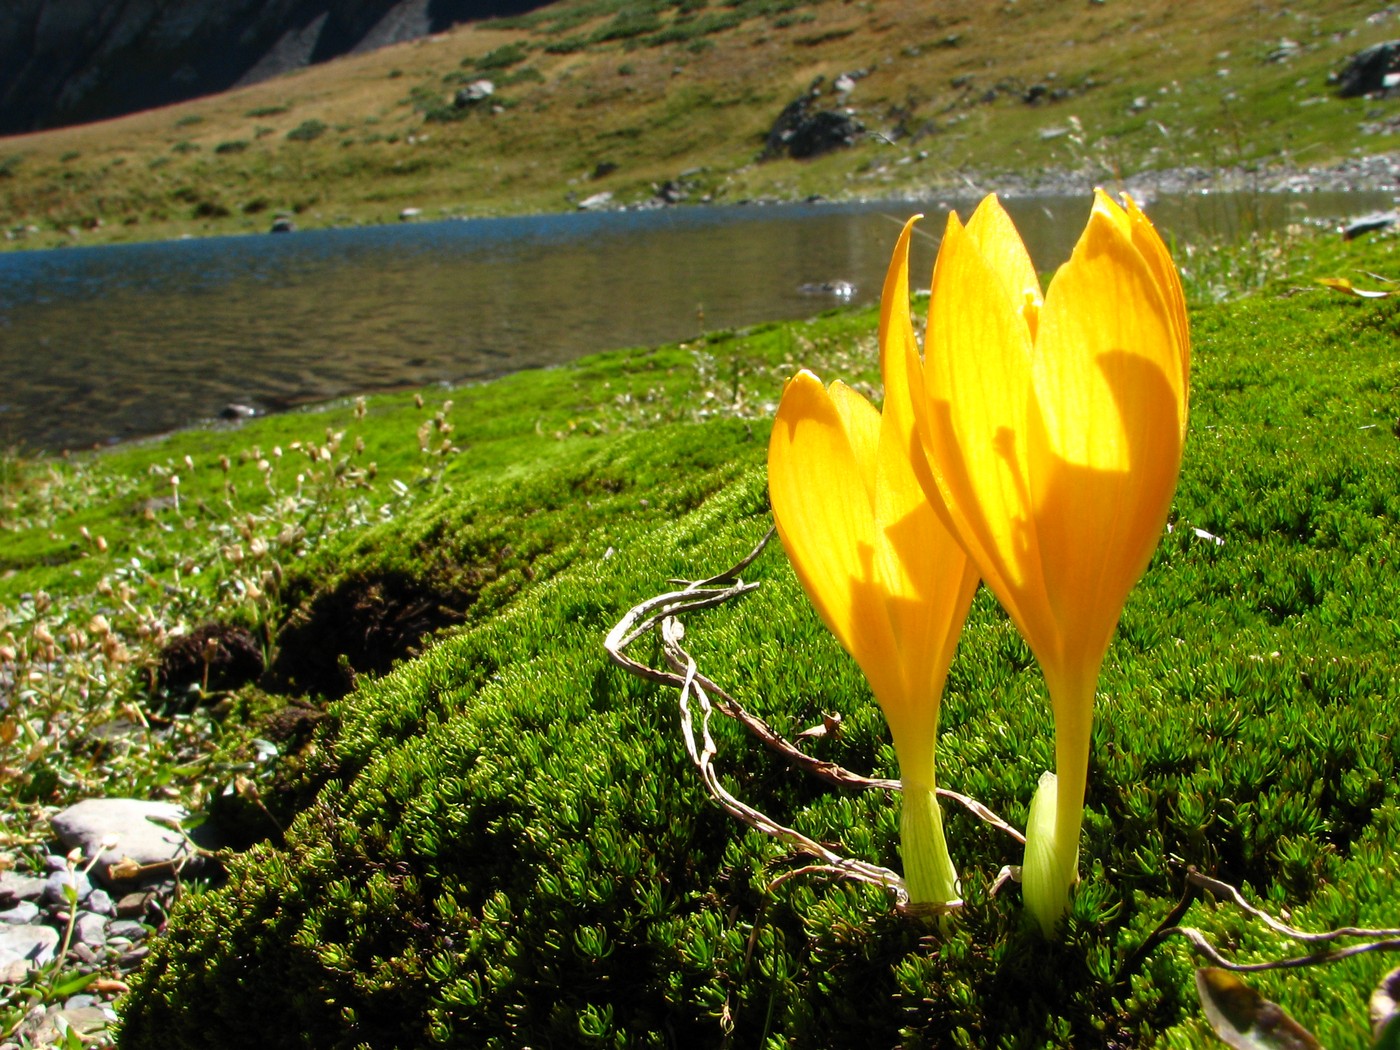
[{"x1": 119, "y1": 240, "x2": 1400, "y2": 1046}]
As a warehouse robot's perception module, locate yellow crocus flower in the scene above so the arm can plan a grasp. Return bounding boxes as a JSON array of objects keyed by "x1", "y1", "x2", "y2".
[
  {"x1": 767, "y1": 219, "x2": 979, "y2": 910},
  {"x1": 901, "y1": 191, "x2": 1189, "y2": 935}
]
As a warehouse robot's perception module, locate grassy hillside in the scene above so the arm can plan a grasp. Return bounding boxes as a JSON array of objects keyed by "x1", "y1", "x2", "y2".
[{"x1": 1, "y1": 0, "x2": 1398, "y2": 250}]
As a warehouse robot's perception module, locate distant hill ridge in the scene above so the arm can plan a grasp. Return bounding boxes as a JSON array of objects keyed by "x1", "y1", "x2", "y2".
[{"x1": 0, "y1": 0, "x2": 548, "y2": 134}]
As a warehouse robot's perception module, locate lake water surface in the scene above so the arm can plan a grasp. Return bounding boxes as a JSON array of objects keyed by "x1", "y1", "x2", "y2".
[{"x1": 0, "y1": 189, "x2": 1388, "y2": 451}]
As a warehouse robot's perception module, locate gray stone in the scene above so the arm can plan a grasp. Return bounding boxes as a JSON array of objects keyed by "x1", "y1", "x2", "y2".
[
  {"x1": 50, "y1": 798, "x2": 191, "y2": 884},
  {"x1": 0, "y1": 871, "x2": 46, "y2": 903},
  {"x1": 577, "y1": 191, "x2": 614, "y2": 211},
  {"x1": 75, "y1": 912, "x2": 108, "y2": 946},
  {"x1": 0, "y1": 925, "x2": 59, "y2": 972},
  {"x1": 85, "y1": 888, "x2": 115, "y2": 916},
  {"x1": 453, "y1": 78, "x2": 494, "y2": 107},
  {"x1": 107, "y1": 919, "x2": 149, "y2": 941},
  {"x1": 0, "y1": 902, "x2": 39, "y2": 924},
  {"x1": 1335, "y1": 41, "x2": 1400, "y2": 98},
  {"x1": 1342, "y1": 211, "x2": 1400, "y2": 240},
  {"x1": 42, "y1": 868, "x2": 92, "y2": 908},
  {"x1": 117, "y1": 945, "x2": 150, "y2": 969},
  {"x1": 761, "y1": 81, "x2": 865, "y2": 160},
  {"x1": 115, "y1": 891, "x2": 154, "y2": 918}
]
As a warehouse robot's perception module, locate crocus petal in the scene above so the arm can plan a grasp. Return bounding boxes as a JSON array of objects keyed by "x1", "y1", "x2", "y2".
[
  {"x1": 1120, "y1": 192, "x2": 1190, "y2": 436},
  {"x1": 768, "y1": 371, "x2": 900, "y2": 704},
  {"x1": 879, "y1": 215, "x2": 958, "y2": 541},
  {"x1": 965, "y1": 194, "x2": 1044, "y2": 337},
  {"x1": 1031, "y1": 195, "x2": 1184, "y2": 670},
  {"x1": 922, "y1": 208, "x2": 1054, "y2": 651},
  {"x1": 828, "y1": 380, "x2": 882, "y2": 507},
  {"x1": 873, "y1": 216, "x2": 980, "y2": 759}
]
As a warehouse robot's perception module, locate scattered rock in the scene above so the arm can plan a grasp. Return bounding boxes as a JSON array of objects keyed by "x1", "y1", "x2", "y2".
[
  {"x1": 0, "y1": 902, "x2": 39, "y2": 925},
  {"x1": 1334, "y1": 41, "x2": 1400, "y2": 98},
  {"x1": 577, "y1": 191, "x2": 614, "y2": 211},
  {"x1": 1267, "y1": 38, "x2": 1301, "y2": 63},
  {"x1": 42, "y1": 868, "x2": 93, "y2": 909},
  {"x1": 0, "y1": 871, "x2": 47, "y2": 904},
  {"x1": 453, "y1": 79, "x2": 495, "y2": 107},
  {"x1": 50, "y1": 798, "x2": 197, "y2": 886},
  {"x1": 108, "y1": 919, "x2": 149, "y2": 942},
  {"x1": 15, "y1": 1003, "x2": 114, "y2": 1046},
  {"x1": 269, "y1": 215, "x2": 295, "y2": 234},
  {"x1": 399, "y1": 207, "x2": 422, "y2": 221},
  {"x1": 75, "y1": 913, "x2": 108, "y2": 947},
  {"x1": 0, "y1": 924, "x2": 58, "y2": 973},
  {"x1": 652, "y1": 180, "x2": 687, "y2": 205},
  {"x1": 591, "y1": 161, "x2": 618, "y2": 179},
  {"x1": 86, "y1": 889, "x2": 115, "y2": 917},
  {"x1": 116, "y1": 891, "x2": 156, "y2": 919},
  {"x1": 0, "y1": 846, "x2": 175, "y2": 1045},
  {"x1": 797, "y1": 280, "x2": 856, "y2": 299},
  {"x1": 1342, "y1": 211, "x2": 1400, "y2": 239}
]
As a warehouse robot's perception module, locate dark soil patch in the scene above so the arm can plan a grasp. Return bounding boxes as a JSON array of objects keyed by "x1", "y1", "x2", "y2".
[
  {"x1": 156, "y1": 622, "x2": 265, "y2": 702},
  {"x1": 266, "y1": 571, "x2": 470, "y2": 700}
]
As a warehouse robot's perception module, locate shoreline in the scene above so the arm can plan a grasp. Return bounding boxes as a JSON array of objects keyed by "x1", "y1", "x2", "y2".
[{"x1": 4, "y1": 152, "x2": 1399, "y2": 258}]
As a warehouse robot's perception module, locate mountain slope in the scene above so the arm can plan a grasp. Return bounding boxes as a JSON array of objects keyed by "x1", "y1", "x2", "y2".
[
  {"x1": 1, "y1": 0, "x2": 1396, "y2": 250},
  {"x1": 0, "y1": 0, "x2": 552, "y2": 135}
]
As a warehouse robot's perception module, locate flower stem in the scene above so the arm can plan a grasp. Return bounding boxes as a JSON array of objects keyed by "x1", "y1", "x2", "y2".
[
  {"x1": 1022, "y1": 678, "x2": 1094, "y2": 936},
  {"x1": 901, "y1": 781, "x2": 961, "y2": 910},
  {"x1": 1021, "y1": 771, "x2": 1079, "y2": 936}
]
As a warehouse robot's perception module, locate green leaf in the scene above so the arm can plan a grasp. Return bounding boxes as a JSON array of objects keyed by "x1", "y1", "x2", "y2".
[
  {"x1": 1195, "y1": 968, "x2": 1322, "y2": 1050},
  {"x1": 1372, "y1": 967, "x2": 1400, "y2": 1050},
  {"x1": 47, "y1": 969, "x2": 99, "y2": 1000}
]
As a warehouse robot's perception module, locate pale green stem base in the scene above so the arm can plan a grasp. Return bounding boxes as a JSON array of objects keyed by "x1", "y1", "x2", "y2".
[
  {"x1": 1021, "y1": 772, "x2": 1080, "y2": 936},
  {"x1": 1022, "y1": 669, "x2": 1095, "y2": 937},
  {"x1": 901, "y1": 783, "x2": 961, "y2": 909}
]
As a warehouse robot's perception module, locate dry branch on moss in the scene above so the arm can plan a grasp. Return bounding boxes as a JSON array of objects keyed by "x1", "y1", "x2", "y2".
[{"x1": 604, "y1": 526, "x2": 1023, "y2": 912}]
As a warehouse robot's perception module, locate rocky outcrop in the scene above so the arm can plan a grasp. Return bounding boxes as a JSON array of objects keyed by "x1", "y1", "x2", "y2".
[
  {"x1": 760, "y1": 76, "x2": 866, "y2": 161},
  {"x1": 0, "y1": 0, "x2": 550, "y2": 134},
  {"x1": 1333, "y1": 40, "x2": 1400, "y2": 98}
]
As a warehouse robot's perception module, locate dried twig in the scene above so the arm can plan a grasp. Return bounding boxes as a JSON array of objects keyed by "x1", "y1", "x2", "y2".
[
  {"x1": 663, "y1": 614, "x2": 909, "y2": 903},
  {"x1": 1186, "y1": 868, "x2": 1400, "y2": 944},
  {"x1": 604, "y1": 527, "x2": 1024, "y2": 909},
  {"x1": 1121, "y1": 864, "x2": 1400, "y2": 979}
]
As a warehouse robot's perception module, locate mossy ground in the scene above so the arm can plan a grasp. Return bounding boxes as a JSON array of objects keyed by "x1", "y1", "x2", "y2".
[
  {"x1": 2, "y1": 0, "x2": 1398, "y2": 250},
  {"x1": 3, "y1": 221, "x2": 1391, "y2": 1045}
]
